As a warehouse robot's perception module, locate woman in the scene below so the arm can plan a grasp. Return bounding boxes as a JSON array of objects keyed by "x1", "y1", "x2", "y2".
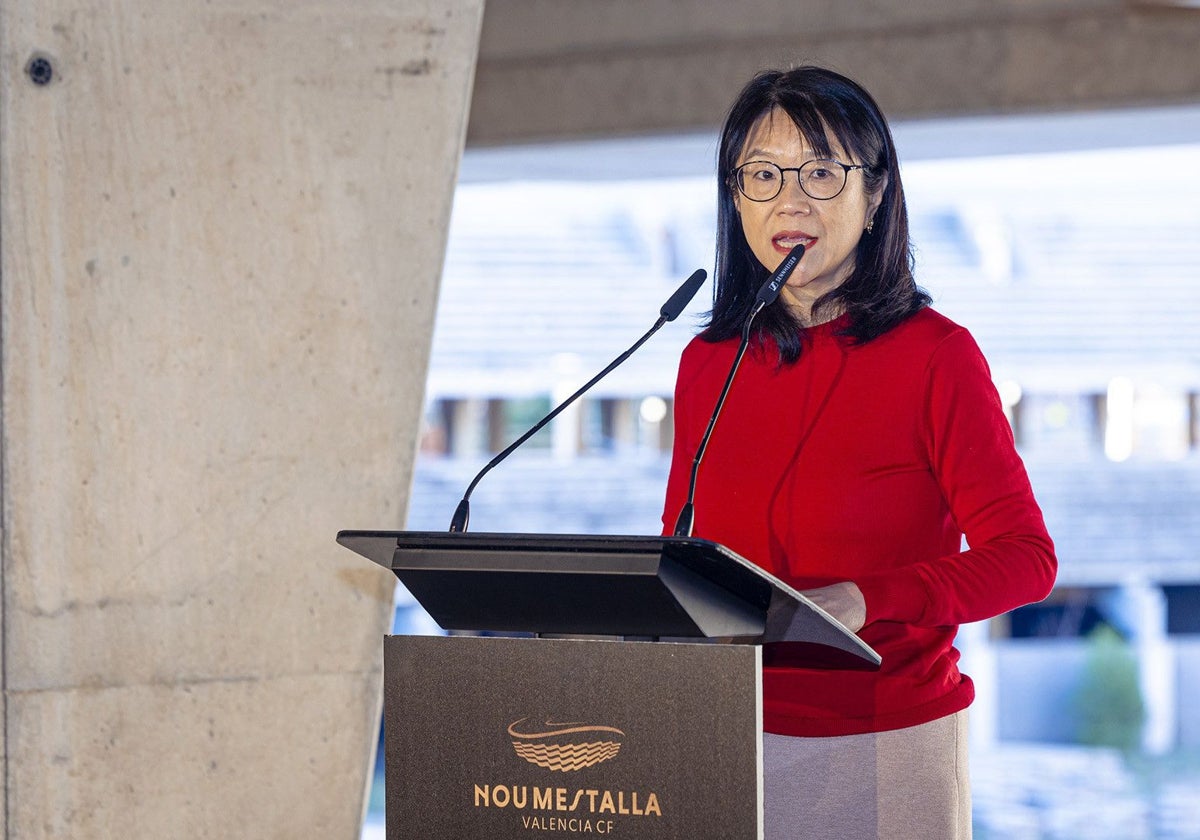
[{"x1": 661, "y1": 66, "x2": 1057, "y2": 839}]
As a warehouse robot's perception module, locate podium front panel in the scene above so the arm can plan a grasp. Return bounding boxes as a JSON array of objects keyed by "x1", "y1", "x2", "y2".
[{"x1": 384, "y1": 635, "x2": 762, "y2": 839}]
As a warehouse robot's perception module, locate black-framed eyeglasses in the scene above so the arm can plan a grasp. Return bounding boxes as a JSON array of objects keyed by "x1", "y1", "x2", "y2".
[{"x1": 731, "y1": 159, "x2": 868, "y2": 202}]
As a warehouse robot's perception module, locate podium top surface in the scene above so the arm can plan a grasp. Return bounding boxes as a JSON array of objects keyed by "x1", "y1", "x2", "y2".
[
  {"x1": 336, "y1": 529, "x2": 881, "y2": 667},
  {"x1": 339, "y1": 530, "x2": 744, "y2": 573}
]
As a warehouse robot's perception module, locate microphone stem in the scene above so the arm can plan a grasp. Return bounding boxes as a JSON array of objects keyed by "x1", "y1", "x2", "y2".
[
  {"x1": 672, "y1": 248, "x2": 803, "y2": 538},
  {"x1": 673, "y1": 320, "x2": 754, "y2": 537}
]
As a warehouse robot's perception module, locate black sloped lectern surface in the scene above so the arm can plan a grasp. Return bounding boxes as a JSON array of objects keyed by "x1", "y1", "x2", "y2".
[{"x1": 336, "y1": 530, "x2": 880, "y2": 667}]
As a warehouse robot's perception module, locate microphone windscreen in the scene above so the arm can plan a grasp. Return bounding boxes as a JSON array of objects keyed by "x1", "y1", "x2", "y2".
[
  {"x1": 660, "y1": 269, "x2": 708, "y2": 322},
  {"x1": 754, "y1": 244, "x2": 805, "y2": 308}
]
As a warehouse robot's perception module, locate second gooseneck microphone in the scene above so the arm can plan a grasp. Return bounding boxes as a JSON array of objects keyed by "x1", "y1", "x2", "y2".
[
  {"x1": 672, "y1": 244, "x2": 805, "y2": 537},
  {"x1": 448, "y1": 268, "x2": 708, "y2": 533}
]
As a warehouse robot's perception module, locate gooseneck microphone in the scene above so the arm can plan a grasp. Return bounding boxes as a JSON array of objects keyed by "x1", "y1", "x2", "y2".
[
  {"x1": 672, "y1": 244, "x2": 805, "y2": 537},
  {"x1": 448, "y1": 268, "x2": 708, "y2": 533}
]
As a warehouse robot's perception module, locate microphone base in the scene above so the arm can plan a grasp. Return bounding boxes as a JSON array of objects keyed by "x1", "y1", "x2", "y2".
[{"x1": 672, "y1": 503, "x2": 695, "y2": 538}]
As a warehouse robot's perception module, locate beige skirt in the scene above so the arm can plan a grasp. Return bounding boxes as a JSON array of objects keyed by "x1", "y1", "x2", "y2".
[{"x1": 763, "y1": 710, "x2": 971, "y2": 840}]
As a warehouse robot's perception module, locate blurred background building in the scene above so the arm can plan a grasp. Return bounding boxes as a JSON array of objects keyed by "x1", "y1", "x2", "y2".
[{"x1": 383, "y1": 119, "x2": 1200, "y2": 839}]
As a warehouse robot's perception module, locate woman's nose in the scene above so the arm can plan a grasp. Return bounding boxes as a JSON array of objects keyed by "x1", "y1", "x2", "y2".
[{"x1": 776, "y1": 173, "x2": 812, "y2": 211}]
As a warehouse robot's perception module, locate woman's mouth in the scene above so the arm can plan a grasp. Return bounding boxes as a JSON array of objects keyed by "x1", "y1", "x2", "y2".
[{"x1": 772, "y1": 232, "x2": 815, "y2": 253}]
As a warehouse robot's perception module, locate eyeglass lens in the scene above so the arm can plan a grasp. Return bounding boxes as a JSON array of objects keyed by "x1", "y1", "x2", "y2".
[{"x1": 736, "y1": 161, "x2": 848, "y2": 201}]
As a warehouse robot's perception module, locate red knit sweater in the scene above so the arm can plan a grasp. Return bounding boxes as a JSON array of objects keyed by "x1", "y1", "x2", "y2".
[{"x1": 662, "y1": 308, "x2": 1057, "y2": 737}]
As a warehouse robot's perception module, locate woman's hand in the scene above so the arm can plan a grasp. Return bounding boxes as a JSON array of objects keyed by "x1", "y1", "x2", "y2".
[{"x1": 800, "y1": 582, "x2": 867, "y2": 633}]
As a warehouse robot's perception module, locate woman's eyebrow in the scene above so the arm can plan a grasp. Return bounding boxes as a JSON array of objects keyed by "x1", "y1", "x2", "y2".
[{"x1": 740, "y1": 147, "x2": 821, "y2": 160}]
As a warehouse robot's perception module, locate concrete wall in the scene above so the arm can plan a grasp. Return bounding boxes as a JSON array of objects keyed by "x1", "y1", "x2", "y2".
[{"x1": 0, "y1": 1, "x2": 483, "y2": 837}]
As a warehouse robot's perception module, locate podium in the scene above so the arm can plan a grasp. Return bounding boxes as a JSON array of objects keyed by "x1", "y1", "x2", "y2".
[{"x1": 338, "y1": 530, "x2": 880, "y2": 839}]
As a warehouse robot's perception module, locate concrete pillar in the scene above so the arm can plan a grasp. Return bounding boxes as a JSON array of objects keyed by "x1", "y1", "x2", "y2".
[
  {"x1": 449, "y1": 397, "x2": 487, "y2": 456},
  {"x1": 550, "y1": 352, "x2": 584, "y2": 462},
  {"x1": 610, "y1": 399, "x2": 637, "y2": 450},
  {"x1": 1106, "y1": 581, "x2": 1177, "y2": 755},
  {"x1": 0, "y1": 2, "x2": 483, "y2": 838},
  {"x1": 957, "y1": 619, "x2": 998, "y2": 750}
]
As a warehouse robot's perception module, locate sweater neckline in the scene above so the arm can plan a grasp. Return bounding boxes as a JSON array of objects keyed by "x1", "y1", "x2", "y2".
[{"x1": 803, "y1": 311, "x2": 852, "y2": 341}]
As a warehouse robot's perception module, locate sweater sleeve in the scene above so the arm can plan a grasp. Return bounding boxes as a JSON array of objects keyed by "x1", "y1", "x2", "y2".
[{"x1": 856, "y1": 328, "x2": 1057, "y2": 627}]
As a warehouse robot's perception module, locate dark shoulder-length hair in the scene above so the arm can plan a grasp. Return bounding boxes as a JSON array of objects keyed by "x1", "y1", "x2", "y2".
[{"x1": 703, "y1": 65, "x2": 929, "y2": 362}]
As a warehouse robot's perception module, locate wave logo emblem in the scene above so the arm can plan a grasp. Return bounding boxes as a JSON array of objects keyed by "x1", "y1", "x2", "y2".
[{"x1": 507, "y1": 718, "x2": 626, "y2": 773}]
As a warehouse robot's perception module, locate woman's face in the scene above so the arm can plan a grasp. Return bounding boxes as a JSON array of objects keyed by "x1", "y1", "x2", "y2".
[{"x1": 733, "y1": 108, "x2": 883, "y2": 323}]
